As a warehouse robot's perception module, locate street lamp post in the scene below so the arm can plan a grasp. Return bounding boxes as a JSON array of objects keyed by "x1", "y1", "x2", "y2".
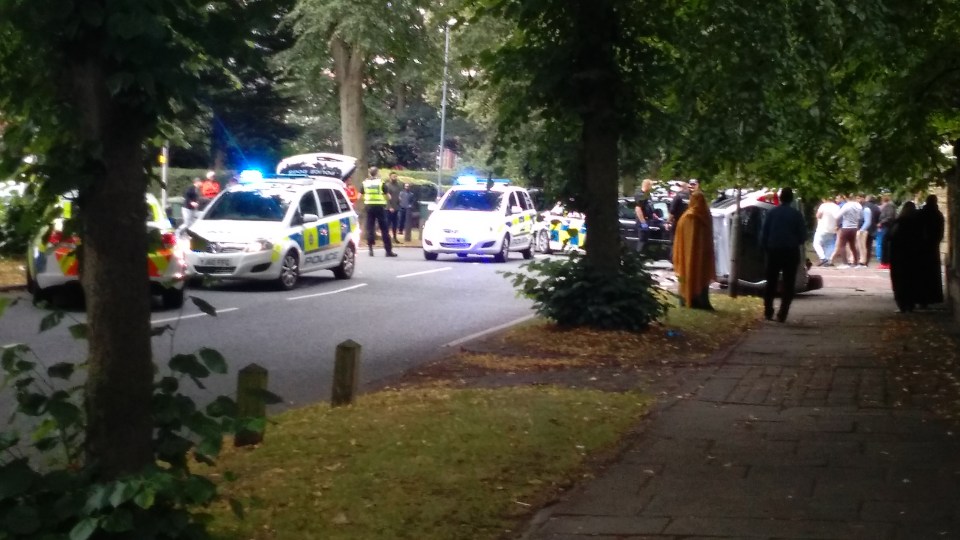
[{"x1": 437, "y1": 20, "x2": 453, "y2": 198}]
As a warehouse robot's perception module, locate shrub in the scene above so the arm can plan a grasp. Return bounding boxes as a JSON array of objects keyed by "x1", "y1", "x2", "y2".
[{"x1": 503, "y1": 250, "x2": 670, "y2": 332}]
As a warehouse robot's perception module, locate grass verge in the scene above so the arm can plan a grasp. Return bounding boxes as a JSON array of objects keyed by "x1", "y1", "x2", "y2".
[{"x1": 206, "y1": 386, "x2": 650, "y2": 540}]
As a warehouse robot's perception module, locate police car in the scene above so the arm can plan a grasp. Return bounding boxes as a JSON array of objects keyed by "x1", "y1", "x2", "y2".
[
  {"x1": 185, "y1": 174, "x2": 359, "y2": 289},
  {"x1": 532, "y1": 202, "x2": 587, "y2": 254},
  {"x1": 421, "y1": 178, "x2": 537, "y2": 262},
  {"x1": 26, "y1": 193, "x2": 187, "y2": 308}
]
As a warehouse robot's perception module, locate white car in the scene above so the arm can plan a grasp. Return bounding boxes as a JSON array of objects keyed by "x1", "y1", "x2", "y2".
[
  {"x1": 185, "y1": 176, "x2": 358, "y2": 289},
  {"x1": 532, "y1": 202, "x2": 586, "y2": 254},
  {"x1": 27, "y1": 193, "x2": 187, "y2": 308},
  {"x1": 421, "y1": 183, "x2": 537, "y2": 262}
]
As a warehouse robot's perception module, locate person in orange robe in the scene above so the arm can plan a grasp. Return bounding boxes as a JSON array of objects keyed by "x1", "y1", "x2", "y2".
[{"x1": 672, "y1": 191, "x2": 715, "y2": 309}]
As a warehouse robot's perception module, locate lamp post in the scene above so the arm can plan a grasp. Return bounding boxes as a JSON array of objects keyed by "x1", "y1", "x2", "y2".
[{"x1": 437, "y1": 19, "x2": 454, "y2": 198}]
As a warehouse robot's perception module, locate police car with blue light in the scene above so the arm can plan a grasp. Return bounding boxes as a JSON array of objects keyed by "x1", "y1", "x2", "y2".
[
  {"x1": 421, "y1": 176, "x2": 537, "y2": 262},
  {"x1": 184, "y1": 154, "x2": 359, "y2": 290}
]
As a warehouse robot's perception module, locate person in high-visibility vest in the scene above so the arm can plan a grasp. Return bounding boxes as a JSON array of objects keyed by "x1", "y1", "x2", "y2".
[{"x1": 360, "y1": 167, "x2": 397, "y2": 257}]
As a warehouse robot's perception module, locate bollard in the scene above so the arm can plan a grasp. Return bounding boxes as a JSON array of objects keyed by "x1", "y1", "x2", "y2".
[
  {"x1": 235, "y1": 363, "x2": 268, "y2": 447},
  {"x1": 331, "y1": 340, "x2": 361, "y2": 407}
]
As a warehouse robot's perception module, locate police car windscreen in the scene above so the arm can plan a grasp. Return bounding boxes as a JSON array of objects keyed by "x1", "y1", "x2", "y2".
[
  {"x1": 204, "y1": 191, "x2": 290, "y2": 221},
  {"x1": 440, "y1": 191, "x2": 502, "y2": 211}
]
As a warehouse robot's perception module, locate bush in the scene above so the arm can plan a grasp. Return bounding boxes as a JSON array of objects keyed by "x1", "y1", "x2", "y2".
[
  {"x1": 503, "y1": 250, "x2": 670, "y2": 332},
  {"x1": 0, "y1": 192, "x2": 44, "y2": 258}
]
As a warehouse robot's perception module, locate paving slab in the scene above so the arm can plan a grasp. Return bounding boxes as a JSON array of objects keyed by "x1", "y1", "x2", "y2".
[{"x1": 523, "y1": 272, "x2": 960, "y2": 539}]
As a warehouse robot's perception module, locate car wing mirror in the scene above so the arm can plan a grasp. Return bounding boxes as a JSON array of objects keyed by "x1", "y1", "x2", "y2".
[{"x1": 303, "y1": 213, "x2": 319, "y2": 223}]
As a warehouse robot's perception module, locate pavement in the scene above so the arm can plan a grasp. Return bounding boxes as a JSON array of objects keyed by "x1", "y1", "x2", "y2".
[{"x1": 522, "y1": 265, "x2": 960, "y2": 540}]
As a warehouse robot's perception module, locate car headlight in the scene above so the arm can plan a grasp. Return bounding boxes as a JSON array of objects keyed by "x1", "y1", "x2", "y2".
[{"x1": 244, "y1": 239, "x2": 273, "y2": 252}]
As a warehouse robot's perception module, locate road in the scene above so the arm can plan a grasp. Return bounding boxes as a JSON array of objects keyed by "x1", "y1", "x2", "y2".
[{"x1": 0, "y1": 247, "x2": 537, "y2": 412}]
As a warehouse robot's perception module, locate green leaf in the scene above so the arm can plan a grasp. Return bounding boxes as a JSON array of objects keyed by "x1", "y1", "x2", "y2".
[
  {"x1": 251, "y1": 388, "x2": 283, "y2": 405},
  {"x1": 168, "y1": 354, "x2": 209, "y2": 379},
  {"x1": 68, "y1": 323, "x2": 88, "y2": 340},
  {"x1": 1, "y1": 344, "x2": 30, "y2": 371},
  {"x1": 0, "y1": 297, "x2": 14, "y2": 318},
  {"x1": 108, "y1": 481, "x2": 137, "y2": 508},
  {"x1": 133, "y1": 487, "x2": 155, "y2": 509},
  {"x1": 47, "y1": 362, "x2": 76, "y2": 380},
  {"x1": 0, "y1": 459, "x2": 38, "y2": 499},
  {"x1": 70, "y1": 517, "x2": 100, "y2": 540},
  {"x1": 190, "y1": 296, "x2": 218, "y2": 317},
  {"x1": 198, "y1": 348, "x2": 227, "y2": 374},
  {"x1": 39, "y1": 311, "x2": 64, "y2": 332},
  {"x1": 206, "y1": 396, "x2": 238, "y2": 418}
]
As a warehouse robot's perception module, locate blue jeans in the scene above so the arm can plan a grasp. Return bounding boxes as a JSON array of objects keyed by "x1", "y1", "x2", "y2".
[{"x1": 875, "y1": 228, "x2": 887, "y2": 263}]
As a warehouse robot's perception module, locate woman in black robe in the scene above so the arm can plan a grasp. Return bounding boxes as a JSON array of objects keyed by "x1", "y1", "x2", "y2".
[
  {"x1": 917, "y1": 194, "x2": 945, "y2": 306},
  {"x1": 888, "y1": 202, "x2": 923, "y2": 312}
]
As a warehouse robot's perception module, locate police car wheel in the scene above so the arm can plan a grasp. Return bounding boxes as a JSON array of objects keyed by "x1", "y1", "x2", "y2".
[
  {"x1": 424, "y1": 251, "x2": 439, "y2": 261},
  {"x1": 277, "y1": 251, "x2": 300, "y2": 290},
  {"x1": 333, "y1": 244, "x2": 355, "y2": 279},
  {"x1": 494, "y1": 236, "x2": 509, "y2": 263},
  {"x1": 25, "y1": 267, "x2": 37, "y2": 294},
  {"x1": 536, "y1": 230, "x2": 552, "y2": 254},
  {"x1": 521, "y1": 246, "x2": 533, "y2": 259}
]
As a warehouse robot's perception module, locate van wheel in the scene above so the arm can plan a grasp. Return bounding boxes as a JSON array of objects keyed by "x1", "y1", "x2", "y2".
[
  {"x1": 333, "y1": 244, "x2": 355, "y2": 279},
  {"x1": 494, "y1": 236, "x2": 510, "y2": 263},
  {"x1": 277, "y1": 251, "x2": 300, "y2": 290},
  {"x1": 161, "y1": 287, "x2": 185, "y2": 309}
]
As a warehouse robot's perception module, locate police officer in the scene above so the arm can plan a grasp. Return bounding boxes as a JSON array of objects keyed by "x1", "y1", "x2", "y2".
[{"x1": 360, "y1": 167, "x2": 397, "y2": 257}]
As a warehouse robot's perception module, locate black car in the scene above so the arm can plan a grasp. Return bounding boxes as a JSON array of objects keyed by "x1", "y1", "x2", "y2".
[{"x1": 618, "y1": 196, "x2": 673, "y2": 261}]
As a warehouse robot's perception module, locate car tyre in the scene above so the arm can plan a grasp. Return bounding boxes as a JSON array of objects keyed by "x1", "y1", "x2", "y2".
[
  {"x1": 161, "y1": 286, "x2": 185, "y2": 309},
  {"x1": 333, "y1": 243, "x2": 355, "y2": 279},
  {"x1": 424, "y1": 250, "x2": 439, "y2": 261},
  {"x1": 536, "y1": 229, "x2": 552, "y2": 254},
  {"x1": 25, "y1": 267, "x2": 37, "y2": 295},
  {"x1": 493, "y1": 235, "x2": 510, "y2": 263},
  {"x1": 521, "y1": 245, "x2": 533, "y2": 259},
  {"x1": 277, "y1": 250, "x2": 300, "y2": 290}
]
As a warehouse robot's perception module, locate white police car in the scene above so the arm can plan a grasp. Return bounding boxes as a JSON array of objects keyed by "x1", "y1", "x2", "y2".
[
  {"x1": 27, "y1": 193, "x2": 187, "y2": 308},
  {"x1": 421, "y1": 180, "x2": 537, "y2": 262},
  {"x1": 185, "y1": 174, "x2": 358, "y2": 289}
]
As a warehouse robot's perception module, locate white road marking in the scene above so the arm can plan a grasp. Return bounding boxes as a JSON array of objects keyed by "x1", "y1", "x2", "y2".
[
  {"x1": 151, "y1": 307, "x2": 239, "y2": 325},
  {"x1": 287, "y1": 283, "x2": 368, "y2": 301},
  {"x1": 396, "y1": 267, "x2": 452, "y2": 279},
  {"x1": 444, "y1": 314, "x2": 537, "y2": 348}
]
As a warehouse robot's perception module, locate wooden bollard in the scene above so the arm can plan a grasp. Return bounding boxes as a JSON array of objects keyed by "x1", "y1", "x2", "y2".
[
  {"x1": 235, "y1": 363, "x2": 268, "y2": 447},
  {"x1": 331, "y1": 340, "x2": 361, "y2": 407}
]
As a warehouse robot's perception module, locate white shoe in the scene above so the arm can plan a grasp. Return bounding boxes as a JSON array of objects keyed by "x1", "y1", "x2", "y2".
[{"x1": 838, "y1": 264, "x2": 850, "y2": 269}]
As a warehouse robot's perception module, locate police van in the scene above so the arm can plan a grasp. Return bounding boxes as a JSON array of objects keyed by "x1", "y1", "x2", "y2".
[
  {"x1": 421, "y1": 178, "x2": 537, "y2": 262},
  {"x1": 185, "y1": 174, "x2": 359, "y2": 289}
]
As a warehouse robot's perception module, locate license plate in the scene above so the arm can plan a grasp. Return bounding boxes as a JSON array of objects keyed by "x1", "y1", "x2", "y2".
[
  {"x1": 445, "y1": 237, "x2": 466, "y2": 244},
  {"x1": 199, "y1": 258, "x2": 231, "y2": 267}
]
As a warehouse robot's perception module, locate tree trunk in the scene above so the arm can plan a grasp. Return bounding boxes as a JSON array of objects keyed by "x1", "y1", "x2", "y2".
[
  {"x1": 332, "y1": 36, "x2": 367, "y2": 179},
  {"x1": 578, "y1": 0, "x2": 620, "y2": 276},
  {"x1": 71, "y1": 59, "x2": 154, "y2": 478}
]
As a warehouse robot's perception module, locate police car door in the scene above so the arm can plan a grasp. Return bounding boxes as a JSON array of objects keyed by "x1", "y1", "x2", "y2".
[
  {"x1": 297, "y1": 190, "x2": 324, "y2": 271},
  {"x1": 313, "y1": 188, "x2": 348, "y2": 268},
  {"x1": 506, "y1": 191, "x2": 533, "y2": 248}
]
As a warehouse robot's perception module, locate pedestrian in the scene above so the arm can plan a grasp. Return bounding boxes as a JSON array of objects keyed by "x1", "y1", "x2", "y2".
[
  {"x1": 178, "y1": 177, "x2": 203, "y2": 236},
  {"x1": 200, "y1": 170, "x2": 220, "y2": 206},
  {"x1": 668, "y1": 180, "x2": 692, "y2": 230},
  {"x1": 888, "y1": 202, "x2": 923, "y2": 312},
  {"x1": 634, "y1": 178, "x2": 655, "y2": 253},
  {"x1": 759, "y1": 187, "x2": 807, "y2": 322},
  {"x1": 343, "y1": 176, "x2": 359, "y2": 205},
  {"x1": 398, "y1": 182, "x2": 417, "y2": 237},
  {"x1": 875, "y1": 194, "x2": 896, "y2": 269},
  {"x1": 813, "y1": 196, "x2": 839, "y2": 266},
  {"x1": 385, "y1": 171, "x2": 403, "y2": 243},
  {"x1": 916, "y1": 194, "x2": 945, "y2": 307},
  {"x1": 830, "y1": 193, "x2": 861, "y2": 268},
  {"x1": 672, "y1": 191, "x2": 715, "y2": 310},
  {"x1": 360, "y1": 167, "x2": 397, "y2": 257},
  {"x1": 856, "y1": 194, "x2": 880, "y2": 267}
]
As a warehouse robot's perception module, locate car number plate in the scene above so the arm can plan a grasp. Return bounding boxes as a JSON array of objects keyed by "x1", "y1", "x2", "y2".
[
  {"x1": 199, "y1": 258, "x2": 231, "y2": 267},
  {"x1": 445, "y1": 237, "x2": 466, "y2": 244}
]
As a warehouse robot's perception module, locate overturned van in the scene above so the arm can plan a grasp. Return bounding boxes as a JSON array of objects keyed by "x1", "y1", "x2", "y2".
[{"x1": 711, "y1": 189, "x2": 823, "y2": 295}]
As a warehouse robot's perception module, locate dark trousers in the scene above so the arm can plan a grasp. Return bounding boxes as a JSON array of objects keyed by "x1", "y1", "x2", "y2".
[
  {"x1": 764, "y1": 247, "x2": 800, "y2": 320},
  {"x1": 635, "y1": 223, "x2": 649, "y2": 253},
  {"x1": 832, "y1": 228, "x2": 858, "y2": 265},
  {"x1": 386, "y1": 208, "x2": 400, "y2": 238},
  {"x1": 397, "y1": 208, "x2": 411, "y2": 234},
  {"x1": 365, "y1": 205, "x2": 393, "y2": 253}
]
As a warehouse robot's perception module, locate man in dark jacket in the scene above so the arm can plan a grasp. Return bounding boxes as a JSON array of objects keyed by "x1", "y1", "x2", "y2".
[{"x1": 759, "y1": 188, "x2": 807, "y2": 323}]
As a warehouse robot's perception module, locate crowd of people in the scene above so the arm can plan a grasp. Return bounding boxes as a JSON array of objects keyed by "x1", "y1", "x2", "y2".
[{"x1": 813, "y1": 191, "x2": 944, "y2": 312}]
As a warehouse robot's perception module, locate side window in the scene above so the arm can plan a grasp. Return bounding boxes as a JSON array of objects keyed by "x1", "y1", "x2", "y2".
[
  {"x1": 333, "y1": 189, "x2": 351, "y2": 213},
  {"x1": 316, "y1": 188, "x2": 339, "y2": 216},
  {"x1": 299, "y1": 191, "x2": 319, "y2": 218},
  {"x1": 507, "y1": 192, "x2": 520, "y2": 215},
  {"x1": 517, "y1": 192, "x2": 531, "y2": 211}
]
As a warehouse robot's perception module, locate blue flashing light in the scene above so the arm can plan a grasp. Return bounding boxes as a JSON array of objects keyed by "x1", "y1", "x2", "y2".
[
  {"x1": 239, "y1": 170, "x2": 264, "y2": 183},
  {"x1": 455, "y1": 174, "x2": 479, "y2": 185}
]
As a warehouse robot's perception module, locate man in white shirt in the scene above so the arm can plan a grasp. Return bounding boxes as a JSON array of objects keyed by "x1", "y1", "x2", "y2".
[{"x1": 813, "y1": 196, "x2": 840, "y2": 266}]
